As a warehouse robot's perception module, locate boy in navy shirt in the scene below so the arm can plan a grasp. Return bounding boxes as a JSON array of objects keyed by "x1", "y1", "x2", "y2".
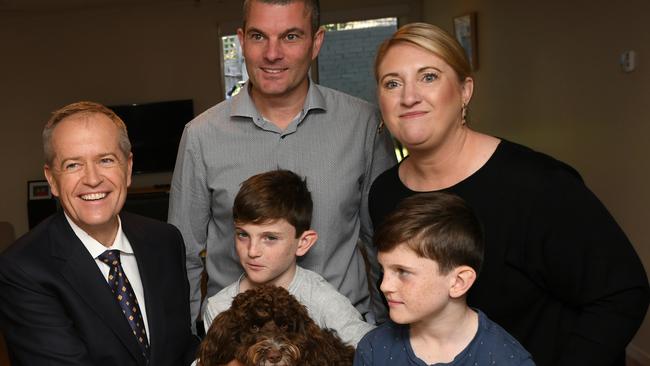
[{"x1": 355, "y1": 192, "x2": 534, "y2": 366}]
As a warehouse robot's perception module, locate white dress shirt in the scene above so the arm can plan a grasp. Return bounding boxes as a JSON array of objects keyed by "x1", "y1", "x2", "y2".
[{"x1": 65, "y1": 214, "x2": 150, "y2": 340}]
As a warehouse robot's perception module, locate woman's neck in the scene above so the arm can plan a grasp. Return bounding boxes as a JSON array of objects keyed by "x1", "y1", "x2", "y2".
[{"x1": 399, "y1": 128, "x2": 499, "y2": 192}]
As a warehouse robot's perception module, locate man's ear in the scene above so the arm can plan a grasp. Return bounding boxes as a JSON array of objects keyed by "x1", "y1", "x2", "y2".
[
  {"x1": 126, "y1": 152, "x2": 133, "y2": 188},
  {"x1": 237, "y1": 27, "x2": 245, "y2": 50},
  {"x1": 448, "y1": 265, "x2": 477, "y2": 299},
  {"x1": 311, "y1": 26, "x2": 325, "y2": 60},
  {"x1": 43, "y1": 165, "x2": 59, "y2": 197},
  {"x1": 295, "y1": 229, "x2": 318, "y2": 257}
]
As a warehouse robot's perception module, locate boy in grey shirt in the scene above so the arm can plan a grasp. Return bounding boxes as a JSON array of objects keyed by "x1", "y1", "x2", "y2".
[{"x1": 203, "y1": 170, "x2": 374, "y2": 346}]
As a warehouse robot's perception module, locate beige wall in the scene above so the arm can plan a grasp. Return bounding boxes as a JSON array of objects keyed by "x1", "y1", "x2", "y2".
[
  {"x1": 0, "y1": 0, "x2": 420, "y2": 236},
  {"x1": 1, "y1": 0, "x2": 647, "y2": 359},
  {"x1": 422, "y1": 0, "x2": 650, "y2": 361},
  {"x1": 0, "y1": 1, "x2": 233, "y2": 234}
]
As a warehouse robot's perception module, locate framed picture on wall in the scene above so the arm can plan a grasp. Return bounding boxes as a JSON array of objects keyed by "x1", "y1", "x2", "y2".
[
  {"x1": 453, "y1": 12, "x2": 478, "y2": 71},
  {"x1": 28, "y1": 180, "x2": 52, "y2": 200}
]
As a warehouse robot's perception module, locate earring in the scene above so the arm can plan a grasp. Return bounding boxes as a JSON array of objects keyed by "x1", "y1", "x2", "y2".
[{"x1": 461, "y1": 103, "x2": 468, "y2": 125}]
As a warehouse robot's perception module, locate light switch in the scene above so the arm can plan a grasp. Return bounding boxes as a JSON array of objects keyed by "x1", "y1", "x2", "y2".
[{"x1": 620, "y1": 50, "x2": 636, "y2": 73}]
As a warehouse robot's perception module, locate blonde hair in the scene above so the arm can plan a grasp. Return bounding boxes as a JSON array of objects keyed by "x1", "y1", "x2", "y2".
[{"x1": 374, "y1": 22, "x2": 472, "y2": 83}]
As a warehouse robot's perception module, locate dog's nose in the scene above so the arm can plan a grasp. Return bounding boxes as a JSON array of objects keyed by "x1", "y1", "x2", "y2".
[{"x1": 267, "y1": 348, "x2": 282, "y2": 363}]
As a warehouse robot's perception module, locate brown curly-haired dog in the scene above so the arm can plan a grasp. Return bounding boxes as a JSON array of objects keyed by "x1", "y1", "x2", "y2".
[{"x1": 197, "y1": 285, "x2": 354, "y2": 366}]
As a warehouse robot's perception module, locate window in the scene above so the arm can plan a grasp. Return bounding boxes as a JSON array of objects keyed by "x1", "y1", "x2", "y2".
[
  {"x1": 221, "y1": 34, "x2": 246, "y2": 99},
  {"x1": 317, "y1": 18, "x2": 397, "y2": 104}
]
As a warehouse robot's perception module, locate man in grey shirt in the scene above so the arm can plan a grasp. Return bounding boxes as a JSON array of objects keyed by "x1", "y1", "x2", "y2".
[{"x1": 169, "y1": 0, "x2": 395, "y2": 331}]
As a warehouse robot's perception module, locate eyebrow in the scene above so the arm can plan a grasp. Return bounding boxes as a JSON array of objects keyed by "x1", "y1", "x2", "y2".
[
  {"x1": 234, "y1": 227, "x2": 282, "y2": 235},
  {"x1": 379, "y1": 261, "x2": 416, "y2": 271},
  {"x1": 281, "y1": 27, "x2": 305, "y2": 37},
  {"x1": 379, "y1": 72, "x2": 400, "y2": 82},
  {"x1": 245, "y1": 27, "x2": 266, "y2": 35},
  {"x1": 58, "y1": 152, "x2": 119, "y2": 167},
  {"x1": 379, "y1": 66, "x2": 443, "y2": 83},
  {"x1": 245, "y1": 27, "x2": 306, "y2": 38},
  {"x1": 418, "y1": 66, "x2": 443, "y2": 74},
  {"x1": 56, "y1": 157, "x2": 80, "y2": 169}
]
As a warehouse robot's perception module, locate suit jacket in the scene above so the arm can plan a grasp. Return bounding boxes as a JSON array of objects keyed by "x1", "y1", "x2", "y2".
[{"x1": 0, "y1": 211, "x2": 199, "y2": 366}]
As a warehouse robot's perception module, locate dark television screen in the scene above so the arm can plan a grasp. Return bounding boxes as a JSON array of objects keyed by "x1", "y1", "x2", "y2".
[{"x1": 110, "y1": 99, "x2": 194, "y2": 174}]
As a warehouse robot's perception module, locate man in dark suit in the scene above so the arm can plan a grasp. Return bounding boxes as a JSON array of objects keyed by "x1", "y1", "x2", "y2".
[{"x1": 0, "y1": 101, "x2": 198, "y2": 365}]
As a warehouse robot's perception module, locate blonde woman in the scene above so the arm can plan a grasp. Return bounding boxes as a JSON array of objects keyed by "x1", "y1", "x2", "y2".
[{"x1": 368, "y1": 22, "x2": 649, "y2": 366}]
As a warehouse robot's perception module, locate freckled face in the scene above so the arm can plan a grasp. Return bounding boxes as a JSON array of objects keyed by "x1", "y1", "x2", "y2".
[
  {"x1": 235, "y1": 219, "x2": 302, "y2": 288},
  {"x1": 379, "y1": 244, "x2": 454, "y2": 326},
  {"x1": 44, "y1": 113, "x2": 132, "y2": 240},
  {"x1": 238, "y1": 0, "x2": 324, "y2": 100},
  {"x1": 377, "y1": 43, "x2": 471, "y2": 152}
]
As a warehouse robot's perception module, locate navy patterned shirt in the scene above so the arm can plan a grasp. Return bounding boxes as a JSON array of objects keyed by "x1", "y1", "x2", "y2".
[{"x1": 354, "y1": 309, "x2": 535, "y2": 366}]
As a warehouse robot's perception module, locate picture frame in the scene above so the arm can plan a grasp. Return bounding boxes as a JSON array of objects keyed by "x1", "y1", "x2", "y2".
[
  {"x1": 28, "y1": 180, "x2": 52, "y2": 200},
  {"x1": 453, "y1": 12, "x2": 478, "y2": 71}
]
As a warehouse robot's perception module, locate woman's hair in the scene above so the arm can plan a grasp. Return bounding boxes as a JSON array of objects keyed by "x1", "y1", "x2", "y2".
[{"x1": 374, "y1": 22, "x2": 472, "y2": 83}]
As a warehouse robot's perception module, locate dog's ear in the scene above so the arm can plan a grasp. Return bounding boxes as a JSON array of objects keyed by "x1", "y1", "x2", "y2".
[
  {"x1": 197, "y1": 310, "x2": 242, "y2": 365},
  {"x1": 299, "y1": 327, "x2": 355, "y2": 366},
  {"x1": 289, "y1": 297, "x2": 315, "y2": 333}
]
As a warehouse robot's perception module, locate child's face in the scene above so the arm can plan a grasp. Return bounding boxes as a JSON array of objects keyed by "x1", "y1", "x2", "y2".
[
  {"x1": 378, "y1": 244, "x2": 456, "y2": 326},
  {"x1": 235, "y1": 219, "x2": 312, "y2": 288}
]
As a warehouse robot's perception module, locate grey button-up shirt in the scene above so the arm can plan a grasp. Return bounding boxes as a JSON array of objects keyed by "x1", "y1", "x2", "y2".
[{"x1": 169, "y1": 80, "x2": 396, "y2": 325}]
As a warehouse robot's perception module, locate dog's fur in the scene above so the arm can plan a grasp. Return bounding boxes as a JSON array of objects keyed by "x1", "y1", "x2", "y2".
[{"x1": 197, "y1": 285, "x2": 355, "y2": 366}]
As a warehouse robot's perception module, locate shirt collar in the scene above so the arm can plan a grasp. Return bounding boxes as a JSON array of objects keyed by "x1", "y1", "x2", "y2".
[
  {"x1": 64, "y1": 213, "x2": 133, "y2": 259},
  {"x1": 230, "y1": 77, "x2": 327, "y2": 121}
]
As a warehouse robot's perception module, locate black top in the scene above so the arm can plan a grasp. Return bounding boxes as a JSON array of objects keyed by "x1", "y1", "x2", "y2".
[{"x1": 369, "y1": 140, "x2": 649, "y2": 366}]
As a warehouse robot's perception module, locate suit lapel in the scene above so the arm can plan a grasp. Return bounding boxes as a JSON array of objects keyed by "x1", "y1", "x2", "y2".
[
  {"x1": 50, "y1": 213, "x2": 147, "y2": 365},
  {"x1": 121, "y1": 213, "x2": 166, "y2": 364}
]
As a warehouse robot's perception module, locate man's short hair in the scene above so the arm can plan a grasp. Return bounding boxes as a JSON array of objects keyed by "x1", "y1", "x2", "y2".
[
  {"x1": 242, "y1": 0, "x2": 321, "y2": 37},
  {"x1": 374, "y1": 192, "x2": 484, "y2": 275},
  {"x1": 42, "y1": 101, "x2": 131, "y2": 166},
  {"x1": 233, "y1": 169, "x2": 313, "y2": 237}
]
